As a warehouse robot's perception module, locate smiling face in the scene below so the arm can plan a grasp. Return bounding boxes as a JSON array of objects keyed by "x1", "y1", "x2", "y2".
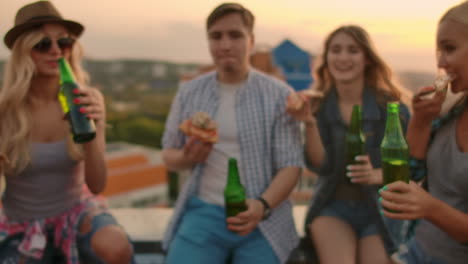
[
  {"x1": 30, "y1": 23, "x2": 73, "y2": 78},
  {"x1": 326, "y1": 31, "x2": 367, "y2": 87},
  {"x1": 207, "y1": 13, "x2": 254, "y2": 81},
  {"x1": 437, "y1": 18, "x2": 468, "y2": 94}
]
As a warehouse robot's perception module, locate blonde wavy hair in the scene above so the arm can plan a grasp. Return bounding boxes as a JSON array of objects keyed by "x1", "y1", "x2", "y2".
[
  {"x1": 0, "y1": 28, "x2": 88, "y2": 175},
  {"x1": 312, "y1": 25, "x2": 411, "y2": 107},
  {"x1": 440, "y1": 1, "x2": 468, "y2": 25}
]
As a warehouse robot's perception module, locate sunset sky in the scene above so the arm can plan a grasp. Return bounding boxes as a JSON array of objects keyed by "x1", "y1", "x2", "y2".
[{"x1": 0, "y1": 0, "x2": 463, "y2": 73}]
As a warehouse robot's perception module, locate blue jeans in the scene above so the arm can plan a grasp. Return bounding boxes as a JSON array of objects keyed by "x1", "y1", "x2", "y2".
[
  {"x1": 396, "y1": 238, "x2": 446, "y2": 264},
  {"x1": 377, "y1": 198, "x2": 413, "y2": 250},
  {"x1": 77, "y1": 211, "x2": 135, "y2": 263},
  {"x1": 166, "y1": 197, "x2": 279, "y2": 264},
  {"x1": 318, "y1": 199, "x2": 378, "y2": 238}
]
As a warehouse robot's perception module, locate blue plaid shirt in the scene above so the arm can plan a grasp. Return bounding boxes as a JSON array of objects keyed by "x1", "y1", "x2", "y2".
[{"x1": 161, "y1": 69, "x2": 304, "y2": 263}]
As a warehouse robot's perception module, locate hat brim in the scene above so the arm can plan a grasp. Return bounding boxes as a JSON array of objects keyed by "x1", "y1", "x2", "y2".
[{"x1": 4, "y1": 18, "x2": 84, "y2": 49}]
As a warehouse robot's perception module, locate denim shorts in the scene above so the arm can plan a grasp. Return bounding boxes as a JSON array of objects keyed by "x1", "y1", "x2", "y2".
[
  {"x1": 166, "y1": 196, "x2": 279, "y2": 264},
  {"x1": 395, "y1": 238, "x2": 446, "y2": 264},
  {"x1": 318, "y1": 199, "x2": 378, "y2": 238},
  {"x1": 76, "y1": 211, "x2": 136, "y2": 264}
]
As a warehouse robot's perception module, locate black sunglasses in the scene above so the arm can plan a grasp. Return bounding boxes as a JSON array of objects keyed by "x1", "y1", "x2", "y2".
[{"x1": 33, "y1": 37, "x2": 75, "y2": 53}]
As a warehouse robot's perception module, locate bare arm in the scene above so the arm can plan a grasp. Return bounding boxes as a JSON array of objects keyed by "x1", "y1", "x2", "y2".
[
  {"x1": 407, "y1": 116, "x2": 432, "y2": 159},
  {"x1": 228, "y1": 89, "x2": 304, "y2": 236},
  {"x1": 427, "y1": 197, "x2": 468, "y2": 243},
  {"x1": 407, "y1": 88, "x2": 445, "y2": 159},
  {"x1": 286, "y1": 96, "x2": 326, "y2": 167},
  {"x1": 381, "y1": 181, "x2": 468, "y2": 243},
  {"x1": 162, "y1": 149, "x2": 193, "y2": 171},
  {"x1": 304, "y1": 118, "x2": 326, "y2": 167},
  {"x1": 79, "y1": 88, "x2": 107, "y2": 194},
  {"x1": 162, "y1": 138, "x2": 213, "y2": 171},
  {"x1": 262, "y1": 166, "x2": 301, "y2": 209},
  {"x1": 83, "y1": 121, "x2": 107, "y2": 194}
]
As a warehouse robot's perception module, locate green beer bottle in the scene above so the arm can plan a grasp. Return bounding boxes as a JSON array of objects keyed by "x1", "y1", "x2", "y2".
[
  {"x1": 168, "y1": 171, "x2": 179, "y2": 207},
  {"x1": 58, "y1": 58, "x2": 96, "y2": 143},
  {"x1": 344, "y1": 105, "x2": 366, "y2": 184},
  {"x1": 380, "y1": 102, "x2": 409, "y2": 185},
  {"x1": 224, "y1": 158, "x2": 247, "y2": 218}
]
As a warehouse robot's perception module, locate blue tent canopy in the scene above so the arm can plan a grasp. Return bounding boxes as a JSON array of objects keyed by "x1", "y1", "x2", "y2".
[{"x1": 272, "y1": 39, "x2": 313, "y2": 91}]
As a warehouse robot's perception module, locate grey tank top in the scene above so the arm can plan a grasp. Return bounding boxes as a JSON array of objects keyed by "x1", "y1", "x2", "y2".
[
  {"x1": 415, "y1": 118, "x2": 468, "y2": 263},
  {"x1": 2, "y1": 140, "x2": 84, "y2": 221}
]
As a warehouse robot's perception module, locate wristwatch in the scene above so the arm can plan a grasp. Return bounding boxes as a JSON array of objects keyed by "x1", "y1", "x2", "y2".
[{"x1": 256, "y1": 197, "x2": 271, "y2": 220}]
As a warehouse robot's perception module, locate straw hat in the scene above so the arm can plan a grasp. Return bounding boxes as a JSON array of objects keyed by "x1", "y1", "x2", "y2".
[{"x1": 4, "y1": 1, "x2": 84, "y2": 49}]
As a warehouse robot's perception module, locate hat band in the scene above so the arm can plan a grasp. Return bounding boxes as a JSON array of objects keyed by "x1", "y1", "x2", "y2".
[{"x1": 26, "y1": 15, "x2": 62, "y2": 23}]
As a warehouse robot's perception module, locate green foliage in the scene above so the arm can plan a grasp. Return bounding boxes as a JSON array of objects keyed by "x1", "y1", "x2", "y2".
[
  {"x1": 107, "y1": 116, "x2": 165, "y2": 148},
  {"x1": 105, "y1": 90, "x2": 176, "y2": 149}
]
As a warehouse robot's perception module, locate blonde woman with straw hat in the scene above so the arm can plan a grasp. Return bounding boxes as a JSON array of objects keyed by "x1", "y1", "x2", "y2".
[{"x1": 0, "y1": 1, "x2": 134, "y2": 263}]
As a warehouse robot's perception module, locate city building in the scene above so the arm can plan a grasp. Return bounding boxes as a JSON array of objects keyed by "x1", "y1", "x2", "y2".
[{"x1": 104, "y1": 142, "x2": 168, "y2": 208}]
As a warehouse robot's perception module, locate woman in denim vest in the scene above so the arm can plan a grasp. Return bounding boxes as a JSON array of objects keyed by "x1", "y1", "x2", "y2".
[{"x1": 288, "y1": 25, "x2": 411, "y2": 264}]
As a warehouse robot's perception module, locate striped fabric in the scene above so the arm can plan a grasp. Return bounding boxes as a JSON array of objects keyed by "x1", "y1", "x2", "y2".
[{"x1": 162, "y1": 69, "x2": 304, "y2": 263}]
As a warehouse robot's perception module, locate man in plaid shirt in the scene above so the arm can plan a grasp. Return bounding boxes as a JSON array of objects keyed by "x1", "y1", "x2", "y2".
[{"x1": 161, "y1": 3, "x2": 304, "y2": 264}]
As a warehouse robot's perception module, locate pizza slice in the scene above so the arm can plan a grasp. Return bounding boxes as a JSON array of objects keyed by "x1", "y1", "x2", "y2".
[
  {"x1": 417, "y1": 74, "x2": 453, "y2": 100},
  {"x1": 286, "y1": 89, "x2": 324, "y2": 111},
  {"x1": 179, "y1": 112, "x2": 218, "y2": 143}
]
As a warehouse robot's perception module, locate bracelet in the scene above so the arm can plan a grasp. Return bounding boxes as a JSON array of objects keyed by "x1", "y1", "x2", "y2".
[
  {"x1": 409, "y1": 157, "x2": 427, "y2": 182},
  {"x1": 256, "y1": 197, "x2": 271, "y2": 220}
]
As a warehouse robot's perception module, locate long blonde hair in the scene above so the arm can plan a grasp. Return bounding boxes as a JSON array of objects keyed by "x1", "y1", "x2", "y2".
[
  {"x1": 440, "y1": 1, "x2": 468, "y2": 25},
  {"x1": 437, "y1": 1, "x2": 468, "y2": 112},
  {"x1": 312, "y1": 25, "x2": 411, "y2": 106},
  {"x1": 0, "y1": 28, "x2": 89, "y2": 175}
]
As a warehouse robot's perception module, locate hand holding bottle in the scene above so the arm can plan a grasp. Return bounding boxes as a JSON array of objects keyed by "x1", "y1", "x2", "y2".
[
  {"x1": 72, "y1": 87, "x2": 106, "y2": 125},
  {"x1": 226, "y1": 198, "x2": 264, "y2": 236},
  {"x1": 58, "y1": 58, "x2": 96, "y2": 143},
  {"x1": 379, "y1": 181, "x2": 436, "y2": 220},
  {"x1": 346, "y1": 155, "x2": 382, "y2": 185}
]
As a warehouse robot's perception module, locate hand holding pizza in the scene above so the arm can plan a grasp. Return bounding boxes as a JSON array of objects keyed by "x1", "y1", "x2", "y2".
[
  {"x1": 179, "y1": 112, "x2": 218, "y2": 143},
  {"x1": 286, "y1": 89, "x2": 324, "y2": 111},
  {"x1": 286, "y1": 89, "x2": 324, "y2": 122}
]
